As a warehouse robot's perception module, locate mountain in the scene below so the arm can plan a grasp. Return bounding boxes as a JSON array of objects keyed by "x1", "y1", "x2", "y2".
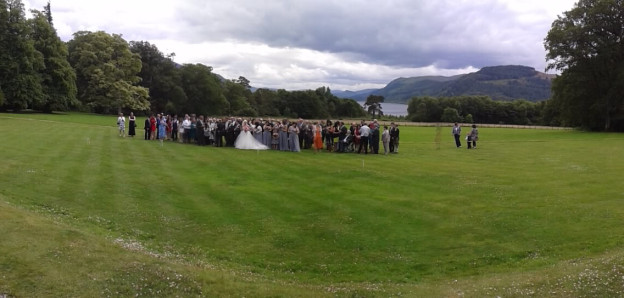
[
  {"x1": 335, "y1": 65, "x2": 555, "y2": 104},
  {"x1": 331, "y1": 88, "x2": 378, "y2": 100}
]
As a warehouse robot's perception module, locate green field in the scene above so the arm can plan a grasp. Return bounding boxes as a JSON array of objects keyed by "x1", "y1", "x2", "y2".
[{"x1": 1, "y1": 113, "x2": 623, "y2": 297}]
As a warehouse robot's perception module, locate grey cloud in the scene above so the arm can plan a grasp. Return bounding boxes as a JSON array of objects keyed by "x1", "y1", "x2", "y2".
[{"x1": 175, "y1": 0, "x2": 550, "y2": 69}]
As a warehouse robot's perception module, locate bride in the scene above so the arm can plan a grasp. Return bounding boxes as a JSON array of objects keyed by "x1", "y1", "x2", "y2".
[{"x1": 235, "y1": 120, "x2": 269, "y2": 150}]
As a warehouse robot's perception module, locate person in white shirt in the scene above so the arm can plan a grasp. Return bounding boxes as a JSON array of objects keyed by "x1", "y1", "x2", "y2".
[
  {"x1": 358, "y1": 123, "x2": 370, "y2": 154},
  {"x1": 182, "y1": 115, "x2": 191, "y2": 143},
  {"x1": 117, "y1": 112, "x2": 125, "y2": 137}
]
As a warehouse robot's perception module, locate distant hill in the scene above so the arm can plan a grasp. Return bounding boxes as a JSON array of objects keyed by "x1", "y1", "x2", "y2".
[
  {"x1": 331, "y1": 89, "x2": 378, "y2": 99},
  {"x1": 335, "y1": 65, "x2": 555, "y2": 103}
]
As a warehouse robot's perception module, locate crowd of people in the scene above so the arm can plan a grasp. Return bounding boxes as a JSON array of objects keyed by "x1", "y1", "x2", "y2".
[{"x1": 117, "y1": 113, "x2": 401, "y2": 154}]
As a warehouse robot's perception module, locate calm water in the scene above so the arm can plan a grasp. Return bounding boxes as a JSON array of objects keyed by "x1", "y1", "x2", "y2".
[{"x1": 358, "y1": 101, "x2": 408, "y2": 117}]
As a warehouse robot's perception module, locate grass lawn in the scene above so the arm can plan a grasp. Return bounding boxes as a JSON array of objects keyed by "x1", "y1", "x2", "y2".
[{"x1": 1, "y1": 112, "x2": 623, "y2": 297}]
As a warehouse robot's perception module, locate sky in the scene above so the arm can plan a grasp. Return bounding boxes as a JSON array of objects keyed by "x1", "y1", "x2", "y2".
[{"x1": 24, "y1": 0, "x2": 578, "y2": 91}]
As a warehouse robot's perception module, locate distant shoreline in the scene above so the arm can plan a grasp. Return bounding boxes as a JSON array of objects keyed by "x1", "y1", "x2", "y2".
[{"x1": 357, "y1": 101, "x2": 408, "y2": 116}]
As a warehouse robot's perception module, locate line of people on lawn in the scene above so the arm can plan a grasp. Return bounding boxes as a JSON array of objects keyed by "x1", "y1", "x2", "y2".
[{"x1": 133, "y1": 113, "x2": 400, "y2": 154}]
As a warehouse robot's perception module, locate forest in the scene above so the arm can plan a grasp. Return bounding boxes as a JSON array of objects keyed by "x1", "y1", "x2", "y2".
[{"x1": 0, "y1": 0, "x2": 366, "y2": 119}]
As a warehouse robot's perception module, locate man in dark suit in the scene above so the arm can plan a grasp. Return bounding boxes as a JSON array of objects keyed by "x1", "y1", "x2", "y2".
[
  {"x1": 389, "y1": 122, "x2": 400, "y2": 153},
  {"x1": 370, "y1": 120, "x2": 380, "y2": 154},
  {"x1": 216, "y1": 118, "x2": 225, "y2": 147},
  {"x1": 143, "y1": 117, "x2": 151, "y2": 140}
]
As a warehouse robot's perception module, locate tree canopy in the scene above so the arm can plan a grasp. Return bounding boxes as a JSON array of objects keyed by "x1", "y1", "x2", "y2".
[
  {"x1": 545, "y1": 0, "x2": 624, "y2": 131},
  {"x1": 29, "y1": 9, "x2": 77, "y2": 112},
  {"x1": 364, "y1": 94, "x2": 384, "y2": 119},
  {"x1": 67, "y1": 31, "x2": 150, "y2": 113},
  {"x1": 0, "y1": 0, "x2": 44, "y2": 111}
]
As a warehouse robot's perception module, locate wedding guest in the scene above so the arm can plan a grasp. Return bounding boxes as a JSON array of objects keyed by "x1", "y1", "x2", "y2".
[
  {"x1": 370, "y1": 119, "x2": 380, "y2": 154},
  {"x1": 467, "y1": 124, "x2": 479, "y2": 149},
  {"x1": 452, "y1": 122, "x2": 462, "y2": 148},
  {"x1": 189, "y1": 115, "x2": 197, "y2": 143},
  {"x1": 155, "y1": 114, "x2": 162, "y2": 139},
  {"x1": 214, "y1": 118, "x2": 224, "y2": 147},
  {"x1": 182, "y1": 114, "x2": 191, "y2": 143},
  {"x1": 172, "y1": 115, "x2": 179, "y2": 142},
  {"x1": 312, "y1": 121, "x2": 323, "y2": 153},
  {"x1": 389, "y1": 122, "x2": 400, "y2": 153},
  {"x1": 325, "y1": 123, "x2": 335, "y2": 152},
  {"x1": 296, "y1": 118, "x2": 305, "y2": 149},
  {"x1": 358, "y1": 122, "x2": 370, "y2": 154},
  {"x1": 254, "y1": 121, "x2": 264, "y2": 144},
  {"x1": 196, "y1": 115, "x2": 205, "y2": 145},
  {"x1": 382, "y1": 125, "x2": 390, "y2": 155},
  {"x1": 144, "y1": 116, "x2": 151, "y2": 140},
  {"x1": 150, "y1": 114, "x2": 156, "y2": 140},
  {"x1": 279, "y1": 119, "x2": 289, "y2": 151},
  {"x1": 117, "y1": 112, "x2": 125, "y2": 137},
  {"x1": 158, "y1": 114, "x2": 166, "y2": 140},
  {"x1": 262, "y1": 121, "x2": 272, "y2": 148},
  {"x1": 166, "y1": 115, "x2": 172, "y2": 140},
  {"x1": 353, "y1": 124, "x2": 361, "y2": 150},
  {"x1": 288, "y1": 123, "x2": 300, "y2": 152},
  {"x1": 128, "y1": 112, "x2": 136, "y2": 137},
  {"x1": 208, "y1": 118, "x2": 217, "y2": 145},
  {"x1": 177, "y1": 116, "x2": 184, "y2": 142},
  {"x1": 271, "y1": 121, "x2": 280, "y2": 150}
]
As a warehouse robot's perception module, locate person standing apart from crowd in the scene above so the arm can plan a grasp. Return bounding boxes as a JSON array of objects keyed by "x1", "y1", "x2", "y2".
[
  {"x1": 452, "y1": 122, "x2": 462, "y2": 148},
  {"x1": 358, "y1": 122, "x2": 370, "y2": 154},
  {"x1": 128, "y1": 112, "x2": 136, "y2": 137},
  {"x1": 144, "y1": 116, "x2": 151, "y2": 140},
  {"x1": 117, "y1": 113, "x2": 125, "y2": 137},
  {"x1": 382, "y1": 125, "x2": 390, "y2": 155},
  {"x1": 467, "y1": 124, "x2": 479, "y2": 149}
]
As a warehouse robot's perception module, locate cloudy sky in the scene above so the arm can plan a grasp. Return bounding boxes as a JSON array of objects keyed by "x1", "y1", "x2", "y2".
[{"x1": 24, "y1": 0, "x2": 577, "y2": 91}]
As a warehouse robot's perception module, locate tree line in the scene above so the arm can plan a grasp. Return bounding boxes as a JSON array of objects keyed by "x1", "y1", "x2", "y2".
[
  {"x1": 0, "y1": 0, "x2": 366, "y2": 119},
  {"x1": 3, "y1": 0, "x2": 623, "y2": 131},
  {"x1": 406, "y1": 96, "x2": 554, "y2": 126}
]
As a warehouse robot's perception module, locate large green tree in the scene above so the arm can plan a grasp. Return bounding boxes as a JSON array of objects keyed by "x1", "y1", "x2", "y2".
[
  {"x1": 178, "y1": 63, "x2": 228, "y2": 115},
  {"x1": 129, "y1": 41, "x2": 186, "y2": 114},
  {"x1": 0, "y1": 0, "x2": 44, "y2": 111},
  {"x1": 224, "y1": 79, "x2": 255, "y2": 116},
  {"x1": 364, "y1": 94, "x2": 384, "y2": 119},
  {"x1": 545, "y1": 0, "x2": 624, "y2": 131},
  {"x1": 0, "y1": 0, "x2": 7, "y2": 106},
  {"x1": 29, "y1": 7, "x2": 77, "y2": 112},
  {"x1": 67, "y1": 31, "x2": 149, "y2": 113}
]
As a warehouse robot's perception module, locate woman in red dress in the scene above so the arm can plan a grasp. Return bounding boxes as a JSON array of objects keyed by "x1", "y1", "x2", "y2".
[{"x1": 149, "y1": 115, "x2": 156, "y2": 140}]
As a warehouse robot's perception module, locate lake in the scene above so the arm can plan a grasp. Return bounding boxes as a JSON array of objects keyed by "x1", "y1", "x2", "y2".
[{"x1": 358, "y1": 101, "x2": 408, "y2": 117}]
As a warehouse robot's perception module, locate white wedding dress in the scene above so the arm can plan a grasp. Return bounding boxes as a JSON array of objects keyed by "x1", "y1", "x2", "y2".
[{"x1": 235, "y1": 130, "x2": 268, "y2": 150}]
